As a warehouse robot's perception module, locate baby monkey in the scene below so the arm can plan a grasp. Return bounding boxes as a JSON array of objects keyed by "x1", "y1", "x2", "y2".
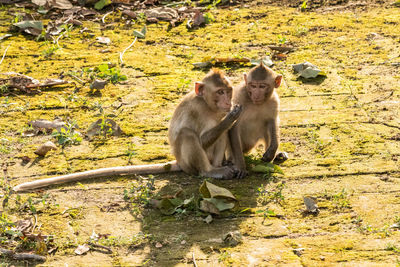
[
  {"x1": 169, "y1": 68, "x2": 243, "y2": 179},
  {"x1": 229, "y1": 63, "x2": 284, "y2": 173}
]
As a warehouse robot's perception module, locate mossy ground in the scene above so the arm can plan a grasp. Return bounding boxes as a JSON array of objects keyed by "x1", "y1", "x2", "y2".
[{"x1": 1, "y1": 1, "x2": 400, "y2": 266}]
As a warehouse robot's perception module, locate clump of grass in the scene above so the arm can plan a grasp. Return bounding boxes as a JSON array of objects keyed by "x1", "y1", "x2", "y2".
[
  {"x1": 52, "y1": 122, "x2": 82, "y2": 148},
  {"x1": 257, "y1": 182, "x2": 286, "y2": 205},
  {"x1": 123, "y1": 176, "x2": 155, "y2": 216}
]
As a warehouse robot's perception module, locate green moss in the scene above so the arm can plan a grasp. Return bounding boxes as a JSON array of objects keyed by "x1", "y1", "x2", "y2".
[{"x1": 1, "y1": 3, "x2": 400, "y2": 266}]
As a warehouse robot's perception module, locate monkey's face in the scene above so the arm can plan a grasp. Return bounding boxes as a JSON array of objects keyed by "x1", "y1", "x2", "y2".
[
  {"x1": 246, "y1": 81, "x2": 273, "y2": 105},
  {"x1": 214, "y1": 87, "x2": 233, "y2": 112}
]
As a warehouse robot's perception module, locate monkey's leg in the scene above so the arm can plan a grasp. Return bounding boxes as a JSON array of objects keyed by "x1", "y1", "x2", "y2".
[
  {"x1": 211, "y1": 135, "x2": 228, "y2": 167},
  {"x1": 177, "y1": 128, "x2": 235, "y2": 179},
  {"x1": 262, "y1": 119, "x2": 279, "y2": 162}
]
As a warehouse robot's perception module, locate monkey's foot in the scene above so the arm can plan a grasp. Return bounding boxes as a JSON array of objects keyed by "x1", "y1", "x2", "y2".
[
  {"x1": 202, "y1": 166, "x2": 236, "y2": 180},
  {"x1": 273, "y1": 152, "x2": 289, "y2": 164},
  {"x1": 222, "y1": 159, "x2": 234, "y2": 166}
]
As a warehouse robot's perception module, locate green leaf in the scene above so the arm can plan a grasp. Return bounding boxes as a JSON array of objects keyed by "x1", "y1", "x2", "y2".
[
  {"x1": 141, "y1": 26, "x2": 147, "y2": 36},
  {"x1": 156, "y1": 198, "x2": 183, "y2": 215},
  {"x1": 97, "y1": 64, "x2": 109, "y2": 73},
  {"x1": 252, "y1": 162, "x2": 284, "y2": 175},
  {"x1": 133, "y1": 30, "x2": 145, "y2": 39},
  {"x1": 203, "y1": 197, "x2": 235, "y2": 211},
  {"x1": 94, "y1": 0, "x2": 111, "y2": 10},
  {"x1": 252, "y1": 164, "x2": 274, "y2": 173},
  {"x1": 13, "y1": 21, "x2": 43, "y2": 31}
]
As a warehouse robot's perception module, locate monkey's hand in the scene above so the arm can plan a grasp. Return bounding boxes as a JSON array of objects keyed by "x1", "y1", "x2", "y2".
[
  {"x1": 262, "y1": 148, "x2": 277, "y2": 163},
  {"x1": 225, "y1": 105, "x2": 242, "y2": 122}
]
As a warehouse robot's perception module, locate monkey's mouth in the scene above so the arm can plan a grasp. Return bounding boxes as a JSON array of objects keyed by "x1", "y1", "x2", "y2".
[
  {"x1": 252, "y1": 100, "x2": 264, "y2": 105},
  {"x1": 218, "y1": 103, "x2": 231, "y2": 112}
]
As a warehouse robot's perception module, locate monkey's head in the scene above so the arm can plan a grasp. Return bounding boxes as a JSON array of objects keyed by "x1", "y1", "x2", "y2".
[
  {"x1": 194, "y1": 69, "x2": 233, "y2": 113},
  {"x1": 244, "y1": 63, "x2": 282, "y2": 105}
]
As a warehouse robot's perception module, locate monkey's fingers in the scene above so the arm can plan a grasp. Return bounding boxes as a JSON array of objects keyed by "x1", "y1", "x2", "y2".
[
  {"x1": 235, "y1": 169, "x2": 248, "y2": 179},
  {"x1": 227, "y1": 105, "x2": 243, "y2": 121}
]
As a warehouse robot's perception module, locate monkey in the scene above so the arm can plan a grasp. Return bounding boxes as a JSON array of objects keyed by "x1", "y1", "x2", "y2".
[
  {"x1": 13, "y1": 69, "x2": 242, "y2": 192},
  {"x1": 229, "y1": 63, "x2": 285, "y2": 173},
  {"x1": 168, "y1": 68, "x2": 243, "y2": 180}
]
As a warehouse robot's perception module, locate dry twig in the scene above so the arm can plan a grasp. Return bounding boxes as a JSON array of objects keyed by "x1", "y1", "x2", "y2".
[
  {"x1": 0, "y1": 248, "x2": 46, "y2": 262},
  {"x1": 119, "y1": 37, "x2": 137, "y2": 65},
  {"x1": 0, "y1": 44, "x2": 10, "y2": 67}
]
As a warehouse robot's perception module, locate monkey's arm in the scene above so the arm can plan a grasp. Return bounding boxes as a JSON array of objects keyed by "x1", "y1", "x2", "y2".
[
  {"x1": 200, "y1": 105, "x2": 242, "y2": 149},
  {"x1": 262, "y1": 119, "x2": 279, "y2": 162}
]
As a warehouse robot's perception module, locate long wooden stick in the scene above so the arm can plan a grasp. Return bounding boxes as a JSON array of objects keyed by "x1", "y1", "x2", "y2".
[{"x1": 13, "y1": 161, "x2": 180, "y2": 192}]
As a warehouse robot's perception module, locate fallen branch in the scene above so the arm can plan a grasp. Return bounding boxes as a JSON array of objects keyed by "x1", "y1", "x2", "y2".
[
  {"x1": 267, "y1": 45, "x2": 294, "y2": 53},
  {"x1": 13, "y1": 161, "x2": 180, "y2": 192},
  {"x1": 26, "y1": 79, "x2": 69, "y2": 89},
  {"x1": 0, "y1": 248, "x2": 46, "y2": 262},
  {"x1": 66, "y1": 73, "x2": 85, "y2": 84},
  {"x1": 119, "y1": 37, "x2": 137, "y2": 65},
  {"x1": 89, "y1": 242, "x2": 113, "y2": 254}
]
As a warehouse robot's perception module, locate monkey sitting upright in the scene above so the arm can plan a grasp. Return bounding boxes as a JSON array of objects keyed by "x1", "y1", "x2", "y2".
[
  {"x1": 13, "y1": 69, "x2": 243, "y2": 192},
  {"x1": 169, "y1": 68, "x2": 243, "y2": 179},
  {"x1": 229, "y1": 63, "x2": 283, "y2": 173}
]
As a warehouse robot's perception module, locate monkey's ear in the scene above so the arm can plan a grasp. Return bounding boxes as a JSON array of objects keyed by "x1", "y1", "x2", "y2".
[
  {"x1": 243, "y1": 73, "x2": 248, "y2": 84},
  {"x1": 195, "y1": 82, "x2": 204, "y2": 96},
  {"x1": 275, "y1": 75, "x2": 283, "y2": 88}
]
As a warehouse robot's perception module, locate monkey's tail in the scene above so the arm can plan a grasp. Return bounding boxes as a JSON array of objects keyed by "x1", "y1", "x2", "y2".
[{"x1": 13, "y1": 161, "x2": 181, "y2": 193}]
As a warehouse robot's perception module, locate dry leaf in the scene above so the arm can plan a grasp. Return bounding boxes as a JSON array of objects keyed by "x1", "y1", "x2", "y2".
[
  {"x1": 74, "y1": 244, "x2": 90, "y2": 255},
  {"x1": 90, "y1": 79, "x2": 108, "y2": 90},
  {"x1": 144, "y1": 7, "x2": 178, "y2": 21},
  {"x1": 86, "y1": 118, "x2": 123, "y2": 137},
  {"x1": 29, "y1": 119, "x2": 66, "y2": 132},
  {"x1": 96, "y1": 36, "x2": 111, "y2": 45},
  {"x1": 203, "y1": 215, "x2": 213, "y2": 224},
  {"x1": 34, "y1": 141, "x2": 57, "y2": 157},
  {"x1": 199, "y1": 199, "x2": 220, "y2": 215},
  {"x1": 303, "y1": 196, "x2": 319, "y2": 213}
]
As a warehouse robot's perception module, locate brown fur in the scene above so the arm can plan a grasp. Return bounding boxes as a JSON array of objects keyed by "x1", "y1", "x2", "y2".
[
  {"x1": 247, "y1": 63, "x2": 270, "y2": 81},
  {"x1": 169, "y1": 69, "x2": 241, "y2": 179},
  {"x1": 229, "y1": 64, "x2": 282, "y2": 171}
]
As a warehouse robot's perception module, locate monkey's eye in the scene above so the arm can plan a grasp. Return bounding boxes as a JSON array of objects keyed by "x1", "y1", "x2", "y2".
[{"x1": 217, "y1": 89, "x2": 224, "y2": 95}]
